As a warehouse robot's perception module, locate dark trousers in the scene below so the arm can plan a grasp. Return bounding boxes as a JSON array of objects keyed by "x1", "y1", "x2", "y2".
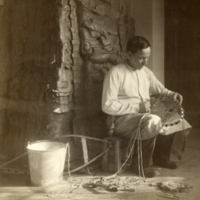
[{"x1": 131, "y1": 132, "x2": 184, "y2": 169}]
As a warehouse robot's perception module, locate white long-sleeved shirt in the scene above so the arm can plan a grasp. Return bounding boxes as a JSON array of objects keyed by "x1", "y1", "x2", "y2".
[{"x1": 102, "y1": 63, "x2": 174, "y2": 116}]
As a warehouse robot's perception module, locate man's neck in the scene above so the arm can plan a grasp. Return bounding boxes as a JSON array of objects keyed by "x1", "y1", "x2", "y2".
[{"x1": 126, "y1": 60, "x2": 136, "y2": 71}]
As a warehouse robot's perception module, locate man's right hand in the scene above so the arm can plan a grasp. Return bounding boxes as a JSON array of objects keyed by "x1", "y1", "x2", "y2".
[{"x1": 139, "y1": 101, "x2": 150, "y2": 113}]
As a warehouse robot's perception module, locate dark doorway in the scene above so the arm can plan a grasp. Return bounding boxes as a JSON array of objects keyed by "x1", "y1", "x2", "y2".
[{"x1": 165, "y1": 0, "x2": 200, "y2": 128}]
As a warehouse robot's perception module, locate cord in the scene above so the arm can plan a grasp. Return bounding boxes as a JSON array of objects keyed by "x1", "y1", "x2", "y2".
[
  {"x1": 0, "y1": 135, "x2": 112, "y2": 175},
  {"x1": 109, "y1": 113, "x2": 148, "y2": 181}
]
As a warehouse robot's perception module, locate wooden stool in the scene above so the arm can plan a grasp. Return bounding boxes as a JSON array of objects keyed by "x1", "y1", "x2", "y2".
[{"x1": 102, "y1": 137, "x2": 122, "y2": 173}]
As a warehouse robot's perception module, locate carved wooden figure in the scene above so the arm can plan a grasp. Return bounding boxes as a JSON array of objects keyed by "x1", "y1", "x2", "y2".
[{"x1": 0, "y1": 0, "x2": 134, "y2": 158}]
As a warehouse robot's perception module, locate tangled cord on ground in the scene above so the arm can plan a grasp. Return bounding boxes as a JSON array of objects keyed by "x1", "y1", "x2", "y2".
[{"x1": 159, "y1": 181, "x2": 193, "y2": 194}]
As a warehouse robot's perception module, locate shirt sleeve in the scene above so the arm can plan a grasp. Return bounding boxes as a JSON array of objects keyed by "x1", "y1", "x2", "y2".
[
  {"x1": 102, "y1": 69, "x2": 138, "y2": 115},
  {"x1": 147, "y1": 68, "x2": 175, "y2": 96}
]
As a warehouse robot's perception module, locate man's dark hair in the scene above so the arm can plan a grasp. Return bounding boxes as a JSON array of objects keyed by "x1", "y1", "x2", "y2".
[{"x1": 127, "y1": 36, "x2": 151, "y2": 54}]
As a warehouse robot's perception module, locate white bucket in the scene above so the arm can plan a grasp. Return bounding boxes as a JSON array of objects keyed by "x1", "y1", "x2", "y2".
[{"x1": 27, "y1": 140, "x2": 67, "y2": 186}]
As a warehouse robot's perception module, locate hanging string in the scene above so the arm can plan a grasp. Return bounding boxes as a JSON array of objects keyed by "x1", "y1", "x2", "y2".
[
  {"x1": 66, "y1": 143, "x2": 72, "y2": 180},
  {"x1": 138, "y1": 122, "x2": 146, "y2": 180},
  {"x1": 137, "y1": 134, "x2": 141, "y2": 178},
  {"x1": 136, "y1": 113, "x2": 148, "y2": 181},
  {"x1": 110, "y1": 113, "x2": 149, "y2": 181}
]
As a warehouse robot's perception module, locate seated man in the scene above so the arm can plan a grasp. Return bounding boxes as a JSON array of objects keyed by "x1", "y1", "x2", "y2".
[{"x1": 102, "y1": 35, "x2": 192, "y2": 178}]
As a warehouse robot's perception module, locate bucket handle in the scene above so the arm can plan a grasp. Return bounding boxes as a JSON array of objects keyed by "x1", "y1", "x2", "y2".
[{"x1": 27, "y1": 140, "x2": 58, "y2": 146}]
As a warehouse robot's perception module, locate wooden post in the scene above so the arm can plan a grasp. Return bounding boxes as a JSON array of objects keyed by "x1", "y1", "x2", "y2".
[
  {"x1": 102, "y1": 137, "x2": 122, "y2": 173},
  {"x1": 81, "y1": 137, "x2": 89, "y2": 164}
]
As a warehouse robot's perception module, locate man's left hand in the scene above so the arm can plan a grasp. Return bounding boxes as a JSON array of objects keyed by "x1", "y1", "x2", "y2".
[{"x1": 172, "y1": 92, "x2": 183, "y2": 104}]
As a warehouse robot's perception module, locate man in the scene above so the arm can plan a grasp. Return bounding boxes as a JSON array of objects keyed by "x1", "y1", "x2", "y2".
[{"x1": 102, "y1": 36, "x2": 192, "y2": 178}]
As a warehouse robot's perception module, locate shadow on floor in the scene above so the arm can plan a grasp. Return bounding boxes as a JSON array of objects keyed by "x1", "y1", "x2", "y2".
[{"x1": 0, "y1": 128, "x2": 199, "y2": 200}]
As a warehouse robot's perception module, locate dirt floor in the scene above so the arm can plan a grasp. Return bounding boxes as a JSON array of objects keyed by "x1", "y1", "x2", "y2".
[{"x1": 0, "y1": 128, "x2": 200, "y2": 200}]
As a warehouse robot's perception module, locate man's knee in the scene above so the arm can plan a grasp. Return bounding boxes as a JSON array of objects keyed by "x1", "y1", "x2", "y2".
[
  {"x1": 146, "y1": 114, "x2": 163, "y2": 133},
  {"x1": 147, "y1": 114, "x2": 161, "y2": 125}
]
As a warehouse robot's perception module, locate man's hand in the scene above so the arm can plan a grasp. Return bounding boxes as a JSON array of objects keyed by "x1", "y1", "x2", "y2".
[
  {"x1": 139, "y1": 100, "x2": 150, "y2": 113},
  {"x1": 171, "y1": 92, "x2": 183, "y2": 104}
]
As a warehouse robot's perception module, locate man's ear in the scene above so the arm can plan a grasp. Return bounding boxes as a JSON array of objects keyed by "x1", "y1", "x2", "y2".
[
  {"x1": 127, "y1": 51, "x2": 131, "y2": 58},
  {"x1": 127, "y1": 52, "x2": 132, "y2": 59}
]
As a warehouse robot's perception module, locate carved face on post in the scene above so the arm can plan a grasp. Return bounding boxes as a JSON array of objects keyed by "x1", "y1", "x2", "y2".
[{"x1": 70, "y1": 0, "x2": 135, "y2": 138}]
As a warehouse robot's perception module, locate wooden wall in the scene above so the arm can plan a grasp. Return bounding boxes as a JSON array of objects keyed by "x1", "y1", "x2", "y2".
[{"x1": 0, "y1": 0, "x2": 66, "y2": 157}]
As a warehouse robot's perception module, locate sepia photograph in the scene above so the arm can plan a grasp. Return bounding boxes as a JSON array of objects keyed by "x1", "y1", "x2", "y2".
[{"x1": 0, "y1": 0, "x2": 199, "y2": 199}]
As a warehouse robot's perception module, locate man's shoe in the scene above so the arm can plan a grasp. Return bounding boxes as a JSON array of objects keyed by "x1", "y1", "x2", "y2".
[
  {"x1": 154, "y1": 159, "x2": 179, "y2": 169},
  {"x1": 133, "y1": 167, "x2": 160, "y2": 178},
  {"x1": 143, "y1": 168, "x2": 160, "y2": 178}
]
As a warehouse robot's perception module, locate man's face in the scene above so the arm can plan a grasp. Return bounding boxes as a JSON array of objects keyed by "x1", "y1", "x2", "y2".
[{"x1": 128, "y1": 47, "x2": 151, "y2": 70}]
